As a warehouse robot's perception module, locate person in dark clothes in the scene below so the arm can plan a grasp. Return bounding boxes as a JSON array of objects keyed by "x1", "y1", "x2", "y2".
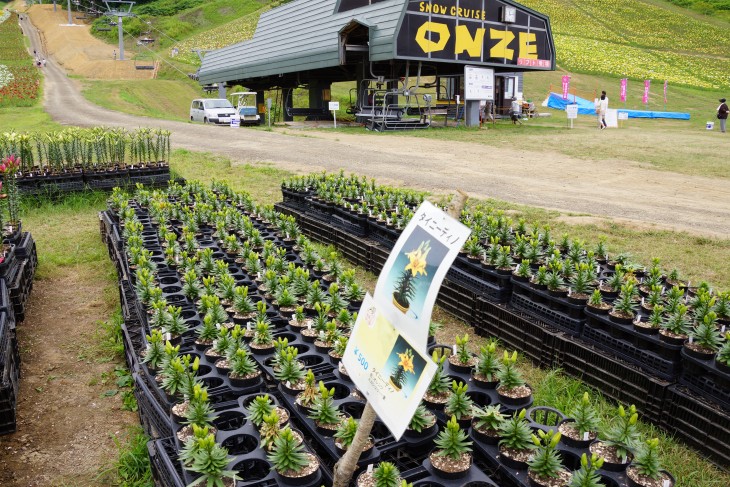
[{"x1": 717, "y1": 98, "x2": 728, "y2": 133}]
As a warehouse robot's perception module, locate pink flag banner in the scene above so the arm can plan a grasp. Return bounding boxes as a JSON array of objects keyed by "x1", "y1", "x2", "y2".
[
  {"x1": 620, "y1": 78, "x2": 627, "y2": 103},
  {"x1": 643, "y1": 80, "x2": 651, "y2": 104},
  {"x1": 663, "y1": 80, "x2": 668, "y2": 104},
  {"x1": 562, "y1": 75, "x2": 570, "y2": 100}
]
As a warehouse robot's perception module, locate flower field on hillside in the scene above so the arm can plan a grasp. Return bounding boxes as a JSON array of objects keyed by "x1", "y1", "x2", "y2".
[
  {"x1": 0, "y1": 11, "x2": 40, "y2": 107},
  {"x1": 520, "y1": 0, "x2": 730, "y2": 88},
  {"x1": 173, "y1": 6, "x2": 268, "y2": 65}
]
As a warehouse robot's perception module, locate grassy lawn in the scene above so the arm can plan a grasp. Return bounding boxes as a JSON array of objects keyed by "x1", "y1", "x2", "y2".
[
  {"x1": 0, "y1": 105, "x2": 61, "y2": 133},
  {"x1": 81, "y1": 79, "x2": 202, "y2": 122}
]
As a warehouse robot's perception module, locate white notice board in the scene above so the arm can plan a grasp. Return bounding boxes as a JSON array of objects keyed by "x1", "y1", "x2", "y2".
[{"x1": 464, "y1": 66, "x2": 494, "y2": 101}]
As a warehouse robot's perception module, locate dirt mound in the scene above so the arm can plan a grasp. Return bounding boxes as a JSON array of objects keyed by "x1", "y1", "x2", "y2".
[{"x1": 28, "y1": 4, "x2": 154, "y2": 80}]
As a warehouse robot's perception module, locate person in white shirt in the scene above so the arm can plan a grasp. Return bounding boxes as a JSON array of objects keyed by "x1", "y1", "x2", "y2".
[
  {"x1": 595, "y1": 91, "x2": 608, "y2": 129},
  {"x1": 510, "y1": 97, "x2": 521, "y2": 124}
]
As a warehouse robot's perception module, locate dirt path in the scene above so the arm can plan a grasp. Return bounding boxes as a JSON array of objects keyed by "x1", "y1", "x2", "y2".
[{"x1": 0, "y1": 265, "x2": 135, "y2": 487}]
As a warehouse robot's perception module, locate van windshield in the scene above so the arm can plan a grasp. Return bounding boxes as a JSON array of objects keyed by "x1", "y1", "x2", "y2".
[{"x1": 204, "y1": 100, "x2": 234, "y2": 109}]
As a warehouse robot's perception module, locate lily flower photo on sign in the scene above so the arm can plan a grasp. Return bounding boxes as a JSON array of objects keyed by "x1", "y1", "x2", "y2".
[
  {"x1": 374, "y1": 201, "x2": 471, "y2": 350},
  {"x1": 392, "y1": 240, "x2": 432, "y2": 314},
  {"x1": 342, "y1": 294, "x2": 437, "y2": 441}
]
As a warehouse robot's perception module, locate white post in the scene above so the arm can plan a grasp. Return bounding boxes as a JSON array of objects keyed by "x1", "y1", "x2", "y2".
[{"x1": 67, "y1": 0, "x2": 73, "y2": 24}]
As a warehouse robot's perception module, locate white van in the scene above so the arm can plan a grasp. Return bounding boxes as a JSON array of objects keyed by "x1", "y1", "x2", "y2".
[{"x1": 189, "y1": 98, "x2": 237, "y2": 124}]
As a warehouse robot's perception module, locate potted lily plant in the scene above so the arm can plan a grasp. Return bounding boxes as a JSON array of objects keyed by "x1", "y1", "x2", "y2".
[
  {"x1": 569, "y1": 453, "x2": 605, "y2": 487},
  {"x1": 659, "y1": 304, "x2": 692, "y2": 345},
  {"x1": 356, "y1": 461, "x2": 402, "y2": 487},
  {"x1": 275, "y1": 348, "x2": 306, "y2": 394},
  {"x1": 429, "y1": 415, "x2": 473, "y2": 479},
  {"x1": 444, "y1": 381, "x2": 477, "y2": 428},
  {"x1": 716, "y1": 332, "x2": 730, "y2": 373},
  {"x1": 423, "y1": 352, "x2": 451, "y2": 409},
  {"x1": 268, "y1": 427, "x2": 321, "y2": 485},
  {"x1": 498, "y1": 409, "x2": 535, "y2": 470},
  {"x1": 472, "y1": 340, "x2": 500, "y2": 388},
  {"x1": 295, "y1": 369, "x2": 320, "y2": 411},
  {"x1": 558, "y1": 392, "x2": 599, "y2": 448},
  {"x1": 496, "y1": 351, "x2": 532, "y2": 406},
  {"x1": 684, "y1": 312, "x2": 723, "y2": 360},
  {"x1": 528, "y1": 429, "x2": 572, "y2": 487},
  {"x1": 590, "y1": 404, "x2": 640, "y2": 471},
  {"x1": 184, "y1": 433, "x2": 240, "y2": 487},
  {"x1": 586, "y1": 289, "x2": 611, "y2": 315},
  {"x1": 334, "y1": 417, "x2": 374, "y2": 455},
  {"x1": 405, "y1": 403, "x2": 437, "y2": 438},
  {"x1": 227, "y1": 347, "x2": 262, "y2": 387},
  {"x1": 471, "y1": 404, "x2": 505, "y2": 445},
  {"x1": 448, "y1": 334, "x2": 477, "y2": 372},
  {"x1": 626, "y1": 438, "x2": 675, "y2": 487},
  {"x1": 308, "y1": 382, "x2": 344, "y2": 435}
]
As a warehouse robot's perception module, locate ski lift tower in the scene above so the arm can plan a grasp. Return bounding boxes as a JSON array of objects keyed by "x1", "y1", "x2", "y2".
[{"x1": 103, "y1": 1, "x2": 135, "y2": 61}]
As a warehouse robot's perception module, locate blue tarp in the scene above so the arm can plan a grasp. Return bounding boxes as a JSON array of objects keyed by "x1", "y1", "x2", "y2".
[{"x1": 543, "y1": 92, "x2": 690, "y2": 120}]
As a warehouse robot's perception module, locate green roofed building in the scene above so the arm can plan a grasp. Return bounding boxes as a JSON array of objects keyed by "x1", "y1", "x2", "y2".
[{"x1": 198, "y1": 0, "x2": 554, "y2": 127}]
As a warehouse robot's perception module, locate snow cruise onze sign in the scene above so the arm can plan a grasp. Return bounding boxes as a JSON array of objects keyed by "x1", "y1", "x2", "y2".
[{"x1": 395, "y1": 0, "x2": 553, "y2": 69}]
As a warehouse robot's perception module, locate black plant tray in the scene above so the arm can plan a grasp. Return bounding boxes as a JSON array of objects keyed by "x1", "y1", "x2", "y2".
[
  {"x1": 121, "y1": 322, "x2": 146, "y2": 372},
  {"x1": 553, "y1": 335, "x2": 669, "y2": 424},
  {"x1": 368, "y1": 220, "x2": 401, "y2": 247},
  {"x1": 454, "y1": 255, "x2": 513, "y2": 290},
  {"x1": 17, "y1": 171, "x2": 85, "y2": 195},
  {"x1": 332, "y1": 207, "x2": 369, "y2": 237},
  {"x1": 445, "y1": 266, "x2": 511, "y2": 304},
  {"x1": 473, "y1": 298, "x2": 559, "y2": 368},
  {"x1": 581, "y1": 324, "x2": 681, "y2": 381},
  {"x1": 83, "y1": 168, "x2": 131, "y2": 190},
  {"x1": 584, "y1": 309, "x2": 683, "y2": 364},
  {"x1": 660, "y1": 385, "x2": 730, "y2": 470},
  {"x1": 0, "y1": 327, "x2": 20, "y2": 435},
  {"x1": 437, "y1": 277, "x2": 479, "y2": 324},
  {"x1": 134, "y1": 369, "x2": 175, "y2": 440},
  {"x1": 509, "y1": 289, "x2": 585, "y2": 337},
  {"x1": 0, "y1": 246, "x2": 17, "y2": 280},
  {"x1": 679, "y1": 349, "x2": 730, "y2": 412}
]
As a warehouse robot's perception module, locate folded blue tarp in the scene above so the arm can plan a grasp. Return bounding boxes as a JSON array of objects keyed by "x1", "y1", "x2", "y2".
[
  {"x1": 543, "y1": 92, "x2": 690, "y2": 119},
  {"x1": 615, "y1": 109, "x2": 690, "y2": 120}
]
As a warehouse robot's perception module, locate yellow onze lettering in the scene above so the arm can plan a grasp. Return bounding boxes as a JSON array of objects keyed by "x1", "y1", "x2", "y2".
[
  {"x1": 455, "y1": 25, "x2": 485, "y2": 57},
  {"x1": 415, "y1": 22, "x2": 451, "y2": 53},
  {"x1": 489, "y1": 28, "x2": 515, "y2": 60},
  {"x1": 519, "y1": 32, "x2": 538, "y2": 59}
]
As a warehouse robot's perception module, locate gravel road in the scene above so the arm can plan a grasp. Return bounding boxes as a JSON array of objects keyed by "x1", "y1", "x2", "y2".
[{"x1": 20, "y1": 15, "x2": 730, "y2": 238}]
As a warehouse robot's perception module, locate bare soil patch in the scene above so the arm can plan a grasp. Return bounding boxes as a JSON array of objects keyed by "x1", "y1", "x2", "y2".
[{"x1": 28, "y1": 4, "x2": 153, "y2": 80}]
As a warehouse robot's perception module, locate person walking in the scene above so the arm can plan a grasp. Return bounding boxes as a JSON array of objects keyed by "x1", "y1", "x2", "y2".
[
  {"x1": 717, "y1": 98, "x2": 729, "y2": 133},
  {"x1": 510, "y1": 96, "x2": 521, "y2": 124},
  {"x1": 595, "y1": 91, "x2": 608, "y2": 129}
]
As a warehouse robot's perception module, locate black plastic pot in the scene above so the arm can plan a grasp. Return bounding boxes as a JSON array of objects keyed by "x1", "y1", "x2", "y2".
[
  {"x1": 557, "y1": 418, "x2": 595, "y2": 449},
  {"x1": 428, "y1": 450, "x2": 472, "y2": 480}
]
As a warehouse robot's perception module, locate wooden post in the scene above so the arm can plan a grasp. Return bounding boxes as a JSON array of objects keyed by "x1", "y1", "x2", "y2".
[
  {"x1": 332, "y1": 402, "x2": 377, "y2": 487},
  {"x1": 331, "y1": 190, "x2": 468, "y2": 487}
]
